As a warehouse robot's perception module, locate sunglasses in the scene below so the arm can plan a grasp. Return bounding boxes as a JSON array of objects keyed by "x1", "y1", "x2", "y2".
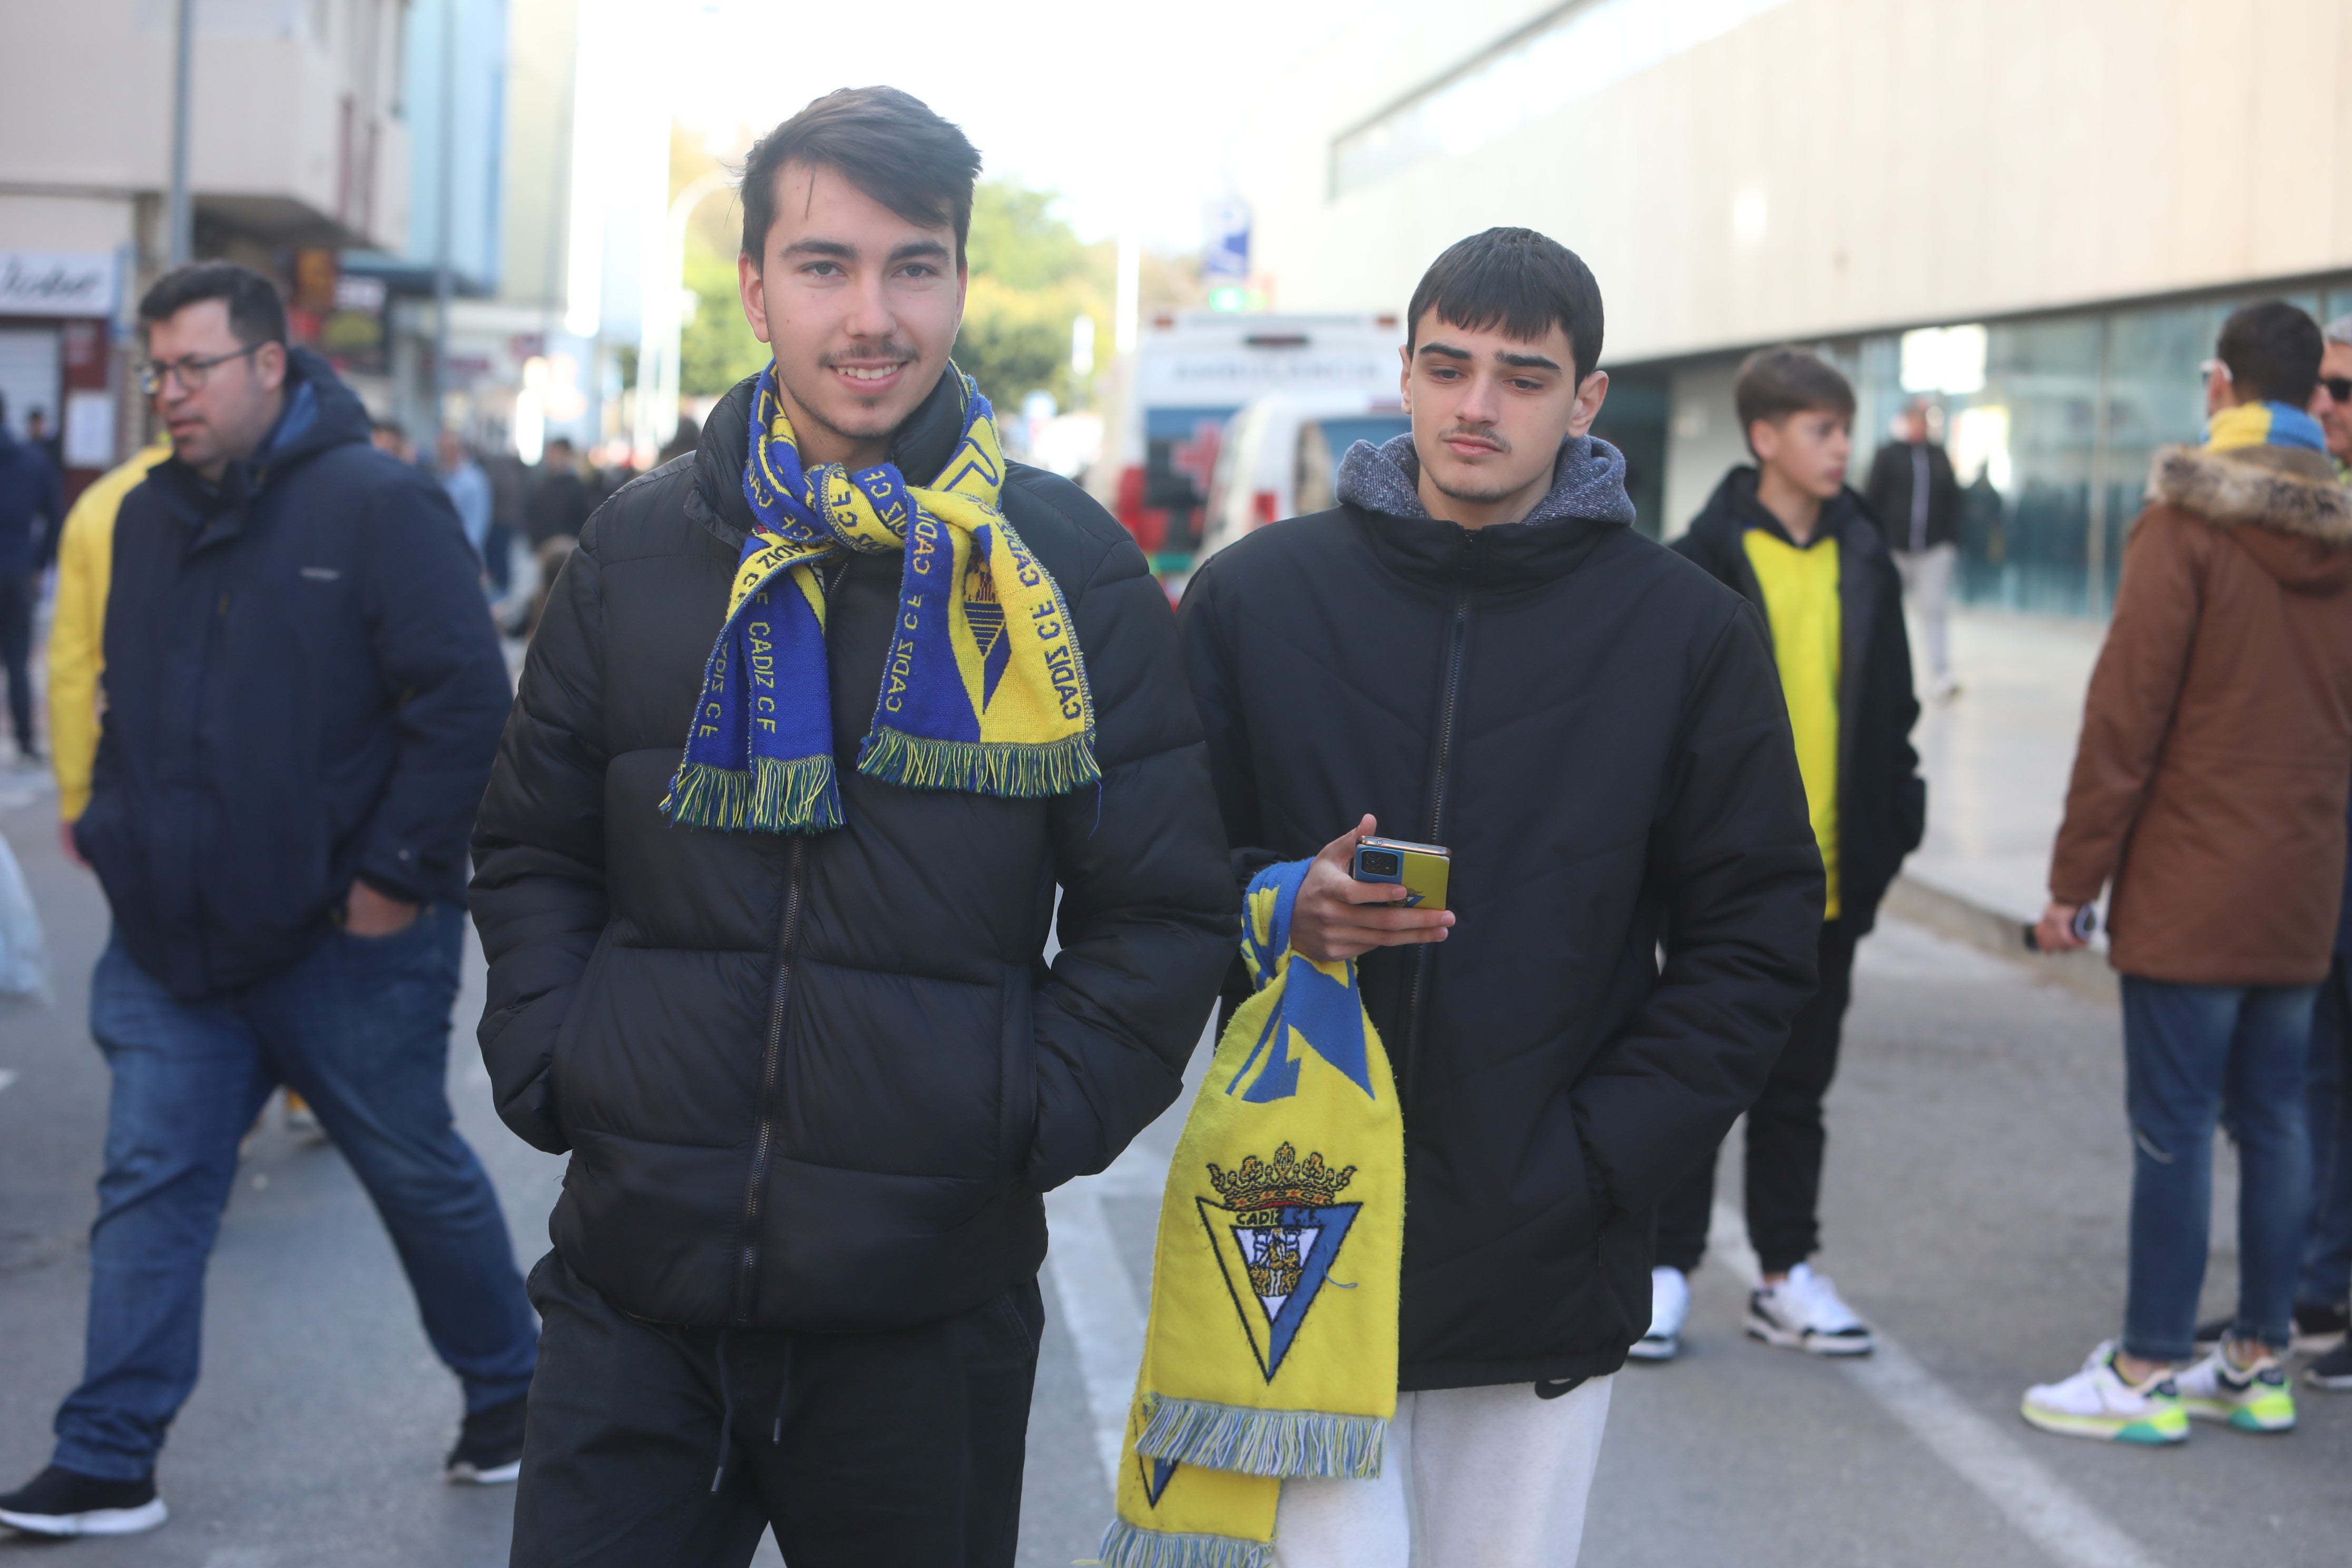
[{"x1": 2324, "y1": 376, "x2": 2352, "y2": 404}]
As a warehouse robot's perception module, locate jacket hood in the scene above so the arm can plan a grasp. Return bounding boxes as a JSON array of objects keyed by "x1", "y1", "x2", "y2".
[
  {"x1": 1336, "y1": 430, "x2": 1638, "y2": 529},
  {"x1": 689, "y1": 366, "x2": 969, "y2": 551},
  {"x1": 2147, "y1": 444, "x2": 2352, "y2": 592},
  {"x1": 1686, "y1": 464, "x2": 1874, "y2": 555},
  {"x1": 261, "y1": 346, "x2": 373, "y2": 470}
]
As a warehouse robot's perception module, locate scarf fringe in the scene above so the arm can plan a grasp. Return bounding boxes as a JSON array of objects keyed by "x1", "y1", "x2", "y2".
[
  {"x1": 662, "y1": 756, "x2": 842, "y2": 833},
  {"x1": 1133, "y1": 1397, "x2": 1385, "y2": 1480},
  {"x1": 1098, "y1": 1518, "x2": 1273, "y2": 1568},
  {"x1": 857, "y1": 726, "x2": 1101, "y2": 798}
]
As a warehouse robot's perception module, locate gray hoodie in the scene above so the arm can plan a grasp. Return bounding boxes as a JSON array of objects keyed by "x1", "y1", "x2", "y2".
[{"x1": 1334, "y1": 430, "x2": 1638, "y2": 528}]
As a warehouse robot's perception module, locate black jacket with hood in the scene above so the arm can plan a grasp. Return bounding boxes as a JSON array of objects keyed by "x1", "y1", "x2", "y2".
[
  {"x1": 1178, "y1": 433, "x2": 1823, "y2": 1390},
  {"x1": 78, "y1": 348, "x2": 509, "y2": 999},
  {"x1": 1673, "y1": 468, "x2": 1926, "y2": 935},
  {"x1": 469, "y1": 369, "x2": 1236, "y2": 1332}
]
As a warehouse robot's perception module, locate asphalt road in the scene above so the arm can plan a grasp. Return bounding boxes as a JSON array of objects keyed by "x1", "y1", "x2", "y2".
[{"x1": 2, "y1": 769, "x2": 2346, "y2": 1566}]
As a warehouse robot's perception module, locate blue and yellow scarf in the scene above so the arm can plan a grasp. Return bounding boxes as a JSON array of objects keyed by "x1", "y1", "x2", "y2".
[
  {"x1": 662, "y1": 364, "x2": 1097, "y2": 832},
  {"x1": 2207, "y1": 399, "x2": 2329, "y2": 455},
  {"x1": 1104, "y1": 858, "x2": 1405, "y2": 1568}
]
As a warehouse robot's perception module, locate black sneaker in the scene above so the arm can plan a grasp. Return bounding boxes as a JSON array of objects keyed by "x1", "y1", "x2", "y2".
[
  {"x1": 0, "y1": 1465, "x2": 168, "y2": 1536},
  {"x1": 2196, "y1": 1302, "x2": 2349, "y2": 1355},
  {"x1": 446, "y1": 1394, "x2": 527, "y2": 1484},
  {"x1": 2306, "y1": 1339, "x2": 2352, "y2": 1391}
]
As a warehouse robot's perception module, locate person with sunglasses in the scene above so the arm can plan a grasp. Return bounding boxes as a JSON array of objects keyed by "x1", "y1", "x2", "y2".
[{"x1": 0, "y1": 261, "x2": 536, "y2": 1539}]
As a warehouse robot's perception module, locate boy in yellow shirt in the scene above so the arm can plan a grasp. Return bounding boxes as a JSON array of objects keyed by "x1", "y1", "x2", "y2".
[{"x1": 1650, "y1": 347, "x2": 1924, "y2": 1359}]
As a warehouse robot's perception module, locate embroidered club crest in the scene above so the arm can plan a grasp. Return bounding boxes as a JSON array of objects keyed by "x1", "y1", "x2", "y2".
[
  {"x1": 1197, "y1": 1143, "x2": 1360, "y2": 1381},
  {"x1": 962, "y1": 532, "x2": 1012, "y2": 709}
]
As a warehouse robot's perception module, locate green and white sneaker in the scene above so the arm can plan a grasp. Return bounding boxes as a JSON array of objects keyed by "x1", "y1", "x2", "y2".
[
  {"x1": 2021, "y1": 1341, "x2": 2189, "y2": 1445},
  {"x1": 2177, "y1": 1344, "x2": 2296, "y2": 1432}
]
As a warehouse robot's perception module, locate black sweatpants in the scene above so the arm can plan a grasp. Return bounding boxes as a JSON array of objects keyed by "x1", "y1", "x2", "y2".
[
  {"x1": 1658, "y1": 918, "x2": 1859, "y2": 1277},
  {"x1": 510, "y1": 1253, "x2": 1043, "y2": 1568},
  {"x1": 0, "y1": 571, "x2": 34, "y2": 755}
]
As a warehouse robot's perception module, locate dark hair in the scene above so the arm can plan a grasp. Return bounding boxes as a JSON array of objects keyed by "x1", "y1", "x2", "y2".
[
  {"x1": 1405, "y1": 228, "x2": 1604, "y2": 383},
  {"x1": 2217, "y1": 300, "x2": 2324, "y2": 406},
  {"x1": 1734, "y1": 346, "x2": 1855, "y2": 453},
  {"x1": 138, "y1": 260, "x2": 288, "y2": 347},
  {"x1": 739, "y1": 87, "x2": 982, "y2": 266}
]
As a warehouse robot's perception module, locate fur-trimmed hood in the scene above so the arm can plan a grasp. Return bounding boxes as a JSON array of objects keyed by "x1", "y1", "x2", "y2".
[
  {"x1": 2148, "y1": 443, "x2": 2352, "y2": 542},
  {"x1": 2146, "y1": 443, "x2": 2352, "y2": 591}
]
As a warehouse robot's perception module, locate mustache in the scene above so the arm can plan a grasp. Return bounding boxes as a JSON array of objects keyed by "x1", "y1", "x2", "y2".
[
  {"x1": 820, "y1": 344, "x2": 919, "y2": 368},
  {"x1": 1438, "y1": 425, "x2": 1509, "y2": 453}
]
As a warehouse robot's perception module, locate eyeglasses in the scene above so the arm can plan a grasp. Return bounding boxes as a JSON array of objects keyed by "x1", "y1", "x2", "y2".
[
  {"x1": 2322, "y1": 376, "x2": 2352, "y2": 404},
  {"x1": 137, "y1": 344, "x2": 262, "y2": 396}
]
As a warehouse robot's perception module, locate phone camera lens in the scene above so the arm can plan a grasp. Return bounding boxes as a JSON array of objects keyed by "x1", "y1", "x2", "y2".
[{"x1": 1361, "y1": 850, "x2": 1401, "y2": 877}]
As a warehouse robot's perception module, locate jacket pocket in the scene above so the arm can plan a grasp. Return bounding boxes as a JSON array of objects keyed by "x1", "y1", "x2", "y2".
[{"x1": 999, "y1": 963, "x2": 1039, "y2": 1181}]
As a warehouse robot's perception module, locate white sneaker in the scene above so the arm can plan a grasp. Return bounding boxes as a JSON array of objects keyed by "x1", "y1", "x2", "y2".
[
  {"x1": 2021, "y1": 1341, "x2": 2189, "y2": 1444},
  {"x1": 2177, "y1": 1344, "x2": 2296, "y2": 1433},
  {"x1": 1629, "y1": 1267, "x2": 1689, "y2": 1361},
  {"x1": 1745, "y1": 1262, "x2": 1874, "y2": 1355}
]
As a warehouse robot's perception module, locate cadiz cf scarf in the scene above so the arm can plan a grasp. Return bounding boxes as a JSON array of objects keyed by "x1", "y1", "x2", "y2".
[
  {"x1": 662, "y1": 363, "x2": 1096, "y2": 832},
  {"x1": 1103, "y1": 859, "x2": 1405, "y2": 1568},
  {"x1": 2207, "y1": 399, "x2": 2329, "y2": 455}
]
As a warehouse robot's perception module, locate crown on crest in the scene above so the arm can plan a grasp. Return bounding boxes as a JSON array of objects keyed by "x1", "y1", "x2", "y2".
[{"x1": 1207, "y1": 1142, "x2": 1356, "y2": 1214}]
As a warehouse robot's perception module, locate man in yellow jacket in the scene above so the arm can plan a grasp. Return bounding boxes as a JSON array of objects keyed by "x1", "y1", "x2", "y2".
[{"x1": 47, "y1": 439, "x2": 168, "y2": 860}]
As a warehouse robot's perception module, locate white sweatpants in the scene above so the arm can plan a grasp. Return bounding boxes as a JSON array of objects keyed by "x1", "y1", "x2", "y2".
[
  {"x1": 1893, "y1": 541, "x2": 1956, "y2": 682},
  {"x1": 1271, "y1": 1376, "x2": 1613, "y2": 1568}
]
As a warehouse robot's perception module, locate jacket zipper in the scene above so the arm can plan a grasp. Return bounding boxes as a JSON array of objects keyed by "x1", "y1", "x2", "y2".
[
  {"x1": 1399, "y1": 534, "x2": 1479, "y2": 1104},
  {"x1": 729, "y1": 556, "x2": 846, "y2": 1326}
]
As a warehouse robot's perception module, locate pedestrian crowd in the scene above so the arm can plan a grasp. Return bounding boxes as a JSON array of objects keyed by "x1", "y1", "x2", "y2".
[{"x1": 0, "y1": 82, "x2": 2349, "y2": 1568}]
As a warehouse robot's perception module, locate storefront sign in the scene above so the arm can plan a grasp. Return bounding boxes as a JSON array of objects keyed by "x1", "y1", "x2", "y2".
[{"x1": 0, "y1": 252, "x2": 117, "y2": 318}]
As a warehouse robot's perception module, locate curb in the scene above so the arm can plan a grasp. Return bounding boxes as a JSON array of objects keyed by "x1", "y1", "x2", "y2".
[{"x1": 1880, "y1": 874, "x2": 2118, "y2": 1004}]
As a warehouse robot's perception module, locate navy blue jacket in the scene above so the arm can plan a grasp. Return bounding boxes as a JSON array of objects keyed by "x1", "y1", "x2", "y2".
[
  {"x1": 76, "y1": 349, "x2": 512, "y2": 999},
  {"x1": 0, "y1": 427, "x2": 63, "y2": 576}
]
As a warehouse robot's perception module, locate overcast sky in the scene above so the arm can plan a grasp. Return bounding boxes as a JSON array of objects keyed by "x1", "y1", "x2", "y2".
[{"x1": 637, "y1": 0, "x2": 1358, "y2": 249}]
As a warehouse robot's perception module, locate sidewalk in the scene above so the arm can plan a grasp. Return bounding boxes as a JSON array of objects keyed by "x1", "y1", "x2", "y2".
[{"x1": 1888, "y1": 607, "x2": 2115, "y2": 997}]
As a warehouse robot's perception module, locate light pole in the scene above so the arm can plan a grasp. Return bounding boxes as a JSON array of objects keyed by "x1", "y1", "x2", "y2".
[
  {"x1": 432, "y1": 0, "x2": 457, "y2": 439},
  {"x1": 632, "y1": 168, "x2": 732, "y2": 467},
  {"x1": 167, "y1": 0, "x2": 194, "y2": 266}
]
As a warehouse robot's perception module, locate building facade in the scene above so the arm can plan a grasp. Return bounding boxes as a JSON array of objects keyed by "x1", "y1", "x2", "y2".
[
  {"x1": 1244, "y1": 0, "x2": 2352, "y2": 613},
  {"x1": 0, "y1": 0, "x2": 410, "y2": 493}
]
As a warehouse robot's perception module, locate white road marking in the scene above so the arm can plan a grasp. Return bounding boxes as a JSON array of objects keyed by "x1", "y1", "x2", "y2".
[
  {"x1": 1709, "y1": 1202, "x2": 2167, "y2": 1568},
  {"x1": 1044, "y1": 1180, "x2": 1149, "y2": 1490}
]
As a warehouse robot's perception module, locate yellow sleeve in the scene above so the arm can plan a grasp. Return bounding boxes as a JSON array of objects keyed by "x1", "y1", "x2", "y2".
[{"x1": 47, "y1": 447, "x2": 159, "y2": 821}]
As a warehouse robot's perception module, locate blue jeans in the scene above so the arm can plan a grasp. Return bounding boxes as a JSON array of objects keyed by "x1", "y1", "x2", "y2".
[
  {"x1": 53, "y1": 908, "x2": 537, "y2": 1481},
  {"x1": 2299, "y1": 960, "x2": 2352, "y2": 1306},
  {"x1": 2120, "y1": 977, "x2": 2315, "y2": 1364}
]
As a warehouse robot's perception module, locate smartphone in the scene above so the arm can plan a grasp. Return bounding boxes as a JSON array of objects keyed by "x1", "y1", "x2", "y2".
[{"x1": 1351, "y1": 836, "x2": 1451, "y2": 911}]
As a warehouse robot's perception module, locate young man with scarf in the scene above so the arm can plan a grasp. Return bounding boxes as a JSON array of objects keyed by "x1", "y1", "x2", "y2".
[
  {"x1": 1134, "y1": 228, "x2": 1822, "y2": 1568},
  {"x1": 469, "y1": 87, "x2": 1234, "y2": 1567},
  {"x1": 2024, "y1": 301, "x2": 2352, "y2": 1445}
]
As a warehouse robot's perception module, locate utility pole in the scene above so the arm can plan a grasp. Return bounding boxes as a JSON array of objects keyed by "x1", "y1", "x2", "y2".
[
  {"x1": 167, "y1": 0, "x2": 194, "y2": 266},
  {"x1": 432, "y1": 0, "x2": 457, "y2": 438}
]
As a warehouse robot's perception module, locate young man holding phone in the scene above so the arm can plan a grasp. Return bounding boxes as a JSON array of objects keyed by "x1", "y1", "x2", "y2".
[{"x1": 1175, "y1": 227, "x2": 1822, "y2": 1566}]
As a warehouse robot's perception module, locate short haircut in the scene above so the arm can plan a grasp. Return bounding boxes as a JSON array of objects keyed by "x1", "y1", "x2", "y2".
[
  {"x1": 2327, "y1": 312, "x2": 2352, "y2": 349},
  {"x1": 2216, "y1": 300, "x2": 2323, "y2": 405},
  {"x1": 1405, "y1": 227, "x2": 1605, "y2": 384},
  {"x1": 138, "y1": 260, "x2": 288, "y2": 347},
  {"x1": 739, "y1": 87, "x2": 982, "y2": 266},
  {"x1": 1734, "y1": 347, "x2": 1855, "y2": 453}
]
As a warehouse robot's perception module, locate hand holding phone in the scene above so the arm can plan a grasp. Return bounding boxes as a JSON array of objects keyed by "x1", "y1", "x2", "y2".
[{"x1": 1290, "y1": 815, "x2": 1456, "y2": 965}]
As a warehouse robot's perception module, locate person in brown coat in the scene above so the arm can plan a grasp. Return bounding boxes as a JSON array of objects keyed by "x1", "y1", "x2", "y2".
[{"x1": 2022, "y1": 301, "x2": 2352, "y2": 1447}]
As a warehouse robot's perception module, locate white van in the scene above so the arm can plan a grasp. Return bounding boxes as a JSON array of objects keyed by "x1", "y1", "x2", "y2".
[
  {"x1": 1086, "y1": 311, "x2": 1403, "y2": 580},
  {"x1": 1197, "y1": 391, "x2": 1412, "y2": 566}
]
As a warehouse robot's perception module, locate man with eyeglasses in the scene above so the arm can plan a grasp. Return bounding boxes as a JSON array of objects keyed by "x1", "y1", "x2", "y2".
[{"x1": 0, "y1": 261, "x2": 537, "y2": 1539}]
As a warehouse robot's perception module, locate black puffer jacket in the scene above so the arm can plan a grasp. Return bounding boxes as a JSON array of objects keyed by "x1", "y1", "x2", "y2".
[
  {"x1": 471, "y1": 370, "x2": 1236, "y2": 1332},
  {"x1": 1674, "y1": 469, "x2": 1925, "y2": 934},
  {"x1": 82, "y1": 349, "x2": 507, "y2": 999},
  {"x1": 1179, "y1": 435, "x2": 1822, "y2": 1391}
]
